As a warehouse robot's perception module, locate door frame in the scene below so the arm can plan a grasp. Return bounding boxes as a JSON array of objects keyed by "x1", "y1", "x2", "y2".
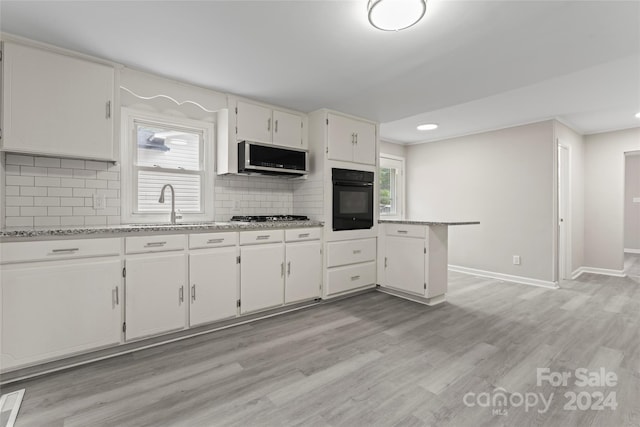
[{"x1": 558, "y1": 142, "x2": 572, "y2": 281}]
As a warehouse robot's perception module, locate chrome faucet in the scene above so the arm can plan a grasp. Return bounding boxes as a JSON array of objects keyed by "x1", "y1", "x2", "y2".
[{"x1": 158, "y1": 184, "x2": 180, "y2": 224}]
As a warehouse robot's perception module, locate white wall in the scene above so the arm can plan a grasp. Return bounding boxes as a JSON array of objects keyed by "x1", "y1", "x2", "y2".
[
  {"x1": 625, "y1": 153, "x2": 640, "y2": 251},
  {"x1": 584, "y1": 128, "x2": 640, "y2": 271},
  {"x1": 554, "y1": 121, "x2": 585, "y2": 275},
  {"x1": 380, "y1": 140, "x2": 407, "y2": 158},
  {"x1": 406, "y1": 121, "x2": 556, "y2": 284}
]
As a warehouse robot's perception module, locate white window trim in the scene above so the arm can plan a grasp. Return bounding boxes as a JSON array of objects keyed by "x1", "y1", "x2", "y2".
[
  {"x1": 120, "y1": 108, "x2": 215, "y2": 224},
  {"x1": 379, "y1": 153, "x2": 405, "y2": 220}
]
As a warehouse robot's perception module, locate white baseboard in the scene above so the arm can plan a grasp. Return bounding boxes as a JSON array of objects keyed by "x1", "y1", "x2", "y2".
[
  {"x1": 624, "y1": 248, "x2": 640, "y2": 254},
  {"x1": 571, "y1": 267, "x2": 626, "y2": 279},
  {"x1": 448, "y1": 265, "x2": 558, "y2": 289}
]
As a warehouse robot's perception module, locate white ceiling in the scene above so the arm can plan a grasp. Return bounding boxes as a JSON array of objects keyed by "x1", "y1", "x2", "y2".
[{"x1": 1, "y1": 0, "x2": 639, "y2": 144}]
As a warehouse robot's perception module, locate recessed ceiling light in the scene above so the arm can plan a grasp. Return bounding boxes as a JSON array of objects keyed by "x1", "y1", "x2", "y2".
[
  {"x1": 368, "y1": 0, "x2": 427, "y2": 32},
  {"x1": 635, "y1": 112, "x2": 640, "y2": 119},
  {"x1": 417, "y1": 123, "x2": 438, "y2": 131}
]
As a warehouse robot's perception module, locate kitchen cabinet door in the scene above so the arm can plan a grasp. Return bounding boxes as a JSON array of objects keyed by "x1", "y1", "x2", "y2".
[
  {"x1": 352, "y1": 120, "x2": 377, "y2": 165},
  {"x1": 189, "y1": 247, "x2": 238, "y2": 327},
  {"x1": 272, "y1": 109, "x2": 303, "y2": 148},
  {"x1": 385, "y1": 236, "x2": 425, "y2": 296},
  {"x1": 125, "y1": 253, "x2": 187, "y2": 341},
  {"x1": 285, "y1": 240, "x2": 321, "y2": 304},
  {"x1": 1, "y1": 258, "x2": 121, "y2": 371},
  {"x1": 327, "y1": 113, "x2": 357, "y2": 162},
  {"x1": 236, "y1": 101, "x2": 272, "y2": 144},
  {"x1": 240, "y1": 243, "x2": 284, "y2": 314},
  {"x1": 1, "y1": 42, "x2": 115, "y2": 161}
]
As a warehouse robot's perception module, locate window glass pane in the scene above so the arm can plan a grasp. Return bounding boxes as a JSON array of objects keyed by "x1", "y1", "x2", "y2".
[
  {"x1": 137, "y1": 171, "x2": 201, "y2": 213},
  {"x1": 136, "y1": 124, "x2": 201, "y2": 171},
  {"x1": 379, "y1": 167, "x2": 397, "y2": 215}
]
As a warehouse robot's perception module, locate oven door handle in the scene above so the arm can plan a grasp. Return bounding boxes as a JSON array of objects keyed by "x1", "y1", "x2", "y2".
[{"x1": 333, "y1": 182, "x2": 373, "y2": 187}]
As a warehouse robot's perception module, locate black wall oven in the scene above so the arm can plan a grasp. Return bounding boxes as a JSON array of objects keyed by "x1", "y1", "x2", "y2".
[{"x1": 332, "y1": 168, "x2": 374, "y2": 231}]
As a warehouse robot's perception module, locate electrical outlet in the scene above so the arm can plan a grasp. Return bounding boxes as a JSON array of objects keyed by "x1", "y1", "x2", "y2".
[
  {"x1": 513, "y1": 255, "x2": 521, "y2": 265},
  {"x1": 93, "y1": 193, "x2": 106, "y2": 210}
]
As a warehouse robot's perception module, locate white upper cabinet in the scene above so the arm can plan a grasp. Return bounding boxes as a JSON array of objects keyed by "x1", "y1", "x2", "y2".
[
  {"x1": 1, "y1": 42, "x2": 116, "y2": 161},
  {"x1": 236, "y1": 100, "x2": 304, "y2": 149},
  {"x1": 327, "y1": 113, "x2": 376, "y2": 165}
]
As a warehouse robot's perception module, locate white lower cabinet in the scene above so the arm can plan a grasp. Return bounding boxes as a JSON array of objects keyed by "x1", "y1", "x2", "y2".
[
  {"x1": 189, "y1": 247, "x2": 238, "y2": 327},
  {"x1": 1, "y1": 258, "x2": 122, "y2": 371},
  {"x1": 125, "y1": 253, "x2": 188, "y2": 341},
  {"x1": 240, "y1": 242, "x2": 285, "y2": 314},
  {"x1": 285, "y1": 240, "x2": 322, "y2": 304},
  {"x1": 385, "y1": 236, "x2": 425, "y2": 295},
  {"x1": 325, "y1": 238, "x2": 377, "y2": 297}
]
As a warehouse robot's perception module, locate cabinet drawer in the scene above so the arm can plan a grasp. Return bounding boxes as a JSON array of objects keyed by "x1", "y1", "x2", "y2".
[
  {"x1": 285, "y1": 228, "x2": 321, "y2": 242},
  {"x1": 385, "y1": 224, "x2": 426, "y2": 239},
  {"x1": 326, "y1": 261, "x2": 376, "y2": 295},
  {"x1": 240, "y1": 229, "x2": 284, "y2": 245},
  {"x1": 327, "y1": 238, "x2": 376, "y2": 267},
  {"x1": 189, "y1": 232, "x2": 238, "y2": 249},
  {"x1": 0, "y1": 238, "x2": 121, "y2": 264},
  {"x1": 125, "y1": 234, "x2": 186, "y2": 254}
]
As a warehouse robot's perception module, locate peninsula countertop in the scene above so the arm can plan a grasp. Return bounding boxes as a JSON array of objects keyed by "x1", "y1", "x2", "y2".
[
  {"x1": 0, "y1": 221, "x2": 324, "y2": 242},
  {"x1": 379, "y1": 219, "x2": 480, "y2": 226}
]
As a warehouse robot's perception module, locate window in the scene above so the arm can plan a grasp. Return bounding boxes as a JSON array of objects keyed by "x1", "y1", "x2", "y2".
[
  {"x1": 121, "y1": 108, "x2": 214, "y2": 223},
  {"x1": 379, "y1": 154, "x2": 405, "y2": 219}
]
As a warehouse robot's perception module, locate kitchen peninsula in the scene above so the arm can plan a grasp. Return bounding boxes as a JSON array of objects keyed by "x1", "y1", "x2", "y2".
[{"x1": 377, "y1": 219, "x2": 480, "y2": 305}]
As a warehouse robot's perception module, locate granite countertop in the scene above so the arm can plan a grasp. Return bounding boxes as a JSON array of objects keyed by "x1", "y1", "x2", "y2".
[
  {"x1": 0, "y1": 221, "x2": 324, "y2": 241},
  {"x1": 379, "y1": 219, "x2": 480, "y2": 226}
]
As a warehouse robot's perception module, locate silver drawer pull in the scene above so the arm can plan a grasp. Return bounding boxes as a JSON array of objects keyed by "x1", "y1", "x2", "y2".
[
  {"x1": 145, "y1": 241, "x2": 167, "y2": 247},
  {"x1": 192, "y1": 284, "x2": 196, "y2": 302},
  {"x1": 256, "y1": 235, "x2": 270, "y2": 240},
  {"x1": 207, "y1": 238, "x2": 224, "y2": 244},
  {"x1": 179, "y1": 285, "x2": 184, "y2": 303},
  {"x1": 51, "y1": 248, "x2": 79, "y2": 254},
  {"x1": 353, "y1": 249, "x2": 361, "y2": 254},
  {"x1": 350, "y1": 275, "x2": 361, "y2": 281},
  {"x1": 298, "y1": 233, "x2": 310, "y2": 238},
  {"x1": 397, "y1": 230, "x2": 408, "y2": 234}
]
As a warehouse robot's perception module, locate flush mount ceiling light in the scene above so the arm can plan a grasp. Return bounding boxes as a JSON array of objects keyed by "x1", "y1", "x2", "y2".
[
  {"x1": 417, "y1": 123, "x2": 438, "y2": 131},
  {"x1": 635, "y1": 112, "x2": 640, "y2": 119},
  {"x1": 368, "y1": 0, "x2": 427, "y2": 31}
]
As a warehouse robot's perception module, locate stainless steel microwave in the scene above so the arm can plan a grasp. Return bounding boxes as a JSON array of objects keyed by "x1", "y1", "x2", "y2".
[{"x1": 238, "y1": 141, "x2": 309, "y2": 177}]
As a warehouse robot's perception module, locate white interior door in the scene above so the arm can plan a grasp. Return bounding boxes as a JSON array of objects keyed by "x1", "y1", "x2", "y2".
[{"x1": 558, "y1": 144, "x2": 571, "y2": 281}]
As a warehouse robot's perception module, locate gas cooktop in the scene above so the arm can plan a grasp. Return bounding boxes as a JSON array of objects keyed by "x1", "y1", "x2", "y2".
[{"x1": 230, "y1": 215, "x2": 309, "y2": 222}]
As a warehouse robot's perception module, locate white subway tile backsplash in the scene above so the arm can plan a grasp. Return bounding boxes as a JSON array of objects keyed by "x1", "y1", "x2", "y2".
[
  {"x1": 34, "y1": 157, "x2": 61, "y2": 168},
  {"x1": 73, "y1": 207, "x2": 97, "y2": 216},
  {"x1": 85, "y1": 179, "x2": 107, "y2": 189},
  {"x1": 85, "y1": 216, "x2": 107, "y2": 225},
  {"x1": 73, "y1": 169, "x2": 97, "y2": 179},
  {"x1": 48, "y1": 207, "x2": 73, "y2": 216},
  {"x1": 34, "y1": 216, "x2": 61, "y2": 226},
  {"x1": 5, "y1": 186, "x2": 19, "y2": 196},
  {"x1": 61, "y1": 159, "x2": 85, "y2": 169},
  {"x1": 60, "y1": 197, "x2": 85, "y2": 207},
  {"x1": 85, "y1": 161, "x2": 109, "y2": 171},
  {"x1": 6, "y1": 154, "x2": 34, "y2": 166},
  {"x1": 5, "y1": 165, "x2": 20, "y2": 175},
  {"x1": 96, "y1": 171, "x2": 119, "y2": 181},
  {"x1": 20, "y1": 166, "x2": 48, "y2": 176},
  {"x1": 21, "y1": 207, "x2": 48, "y2": 216},
  {"x1": 6, "y1": 217, "x2": 34, "y2": 227},
  {"x1": 73, "y1": 188, "x2": 95, "y2": 198},
  {"x1": 6, "y1": 196, "x2": 34, "y2": 206},
  {"x1": 47, "y1": 168, "x2": 74, "y2": 177},
  {"x1": 6, "y1": 207, "x2": 20, "y2": 216},
  {"x1": 61, "y1": 178, "x2": 85, "y2": 188},
  {"x1": 60, "y1": 216, "x2": 85, "y2": 226},
  {"x1": 34, "y1": 177, "x2": 61, "y2": 187},
  {"x1": 6, "y1": 175, "x2": 35, "y2": 186},
  {"x1": 47, "y1": 187, "x2": 73, "y2": 197}
]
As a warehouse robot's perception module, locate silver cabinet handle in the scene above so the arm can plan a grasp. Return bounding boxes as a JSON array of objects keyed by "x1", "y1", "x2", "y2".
[
  {"x1": 267, "y1": 118, "x2": 271, "y2": 132},
  {"x1": 298, "y1": 233, "x2": 310, "y2": 238},
  {"x1": 106, "y1": 100, "x2": 111, "y2": 119},
  {"x1": 287, "y1": 261, "x2": 291, "y2": 276},
  {"x1": 179, "y1": 286, "x2": 184, "y2": 303},
  {"x1": 256, "y1": 235, "x2": 270, "y2": 240},
  {"x1": 353, "y1": 249, "x2": 362, "y2": 254},
  {"x1": 192, "y1": 284, "x2": 196, "y2": 302},
  {"x1": 355, "y1": 133, "x2": 358, "y2": 144},
  {"x1": 351, "y1": 133, "x2": 356, "y2": 144},
  {"x1": 351, "y1": 275, "x2": 360, "y2": 281},
  {"x1": 207, "y1": 238, "x2": 224, "y2": 244},
  {"x1": 397, "y1": 230, "x2": 408, "y2": 234},
  {"x1": 51, "y1": 248, "x2": 79, "y2": 254},
  {"x1": 145, "y1": 241, "x2": 167, "y2": 247},
  {"x1": 275, "y1": 119, "x2": 278, "y2": 133},
  {"x1": 281, "y1": 262, "x2": 285, "y2": 277},
  {"x1": 114, "y1": 286, "x2": 119, "y2": 305},
  {"x1": 384, "y1": 257, "x2": 388, "y2": 268}
]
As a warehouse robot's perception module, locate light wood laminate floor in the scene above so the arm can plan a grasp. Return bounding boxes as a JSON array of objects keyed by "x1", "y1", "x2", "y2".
[{"x1": 3, "y1": 264, "x2": 640, "y2": 427}]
